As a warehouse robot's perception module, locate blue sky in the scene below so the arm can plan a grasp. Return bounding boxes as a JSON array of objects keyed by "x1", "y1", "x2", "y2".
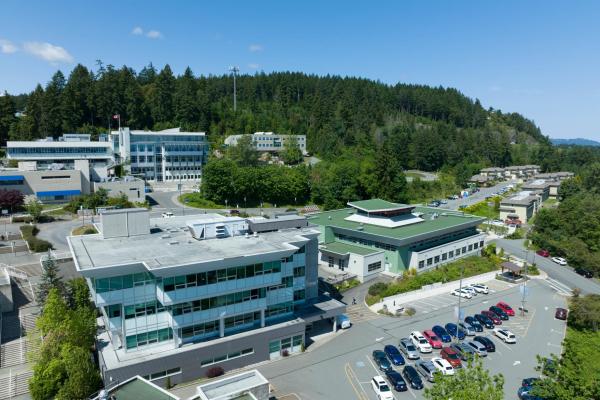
[{"x1": 1, "y1": 0, "x2": 599, "y2": 140}]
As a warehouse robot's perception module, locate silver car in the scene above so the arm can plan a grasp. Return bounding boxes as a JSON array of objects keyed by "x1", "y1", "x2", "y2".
[
  {"x1": 450, "y1": 342, "x2": 475, "y2": 361},
  {"x1": 399, "y1": 337, "x2": 420, "y2": 360},
  {"x1": 415, "y1": 360, "x2": 436, "y2": 382},
  {"x1": 458, "y1": 322, "x2": 475, "y2": 336},
  {"x1": 466, "y1": 340, "x2": 488, "y2": 357}
]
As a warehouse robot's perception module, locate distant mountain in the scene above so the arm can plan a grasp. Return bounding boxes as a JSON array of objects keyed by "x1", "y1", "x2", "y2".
[{"x1": 551, "y1": 138, "x2": 600, "y2": 147}]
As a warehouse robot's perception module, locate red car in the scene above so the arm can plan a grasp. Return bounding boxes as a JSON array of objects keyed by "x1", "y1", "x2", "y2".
[
  {"x1": 496, "y1": 301, "x2": 515, "y2": 316},
  {"x1": 536, "y1": 249, "x2": 550, "y2": 257},
  {"x1": 440, "y1": 347, "x2": 462, "y2": 368},
  {"x1": 481, "y1": 310, "x2": 502, "y2": 325},
  {"x1": 422, "y1": 330, "x2": 443, "y2": 349}
]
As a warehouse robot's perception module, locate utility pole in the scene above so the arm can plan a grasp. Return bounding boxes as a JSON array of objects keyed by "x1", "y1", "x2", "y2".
[
  {"x1": 521, "y1": 248, "x2": 529, "y2": 316},
  {"x1": 455, "y1": 246, "x2": 463, "y2": 342},
  {"x1": 229, "y1": 66, "x2": 239, "y2": 112}
]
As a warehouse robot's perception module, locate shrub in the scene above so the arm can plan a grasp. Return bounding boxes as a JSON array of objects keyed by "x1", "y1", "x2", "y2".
[
  {"x1": 368, "y1": 282, "x2": 389, "y2": 297},
  {"x1": 404, "y1": 307, "x2": 416, "y2": 316},
  {"x1": 206, "y1": 366, "x2": 225, "y2": 379},
  {"x1": 20, "y1": 225, "x2": 53, "y2": 252},
  {"x1": 11, "y1": 215, "x2": 33, "y2": 223}
]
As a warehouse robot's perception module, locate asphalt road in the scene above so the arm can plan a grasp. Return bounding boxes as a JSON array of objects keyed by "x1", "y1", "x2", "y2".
[
  {"x1": 35, "y1": 219, "x2": 82, "y2": 251},
  {"x1": 259, "y1": 278, "x2": 567, "y2": 400},
  {"x1": 495, "y1": 238, "x2": 600, "y2": 295}
]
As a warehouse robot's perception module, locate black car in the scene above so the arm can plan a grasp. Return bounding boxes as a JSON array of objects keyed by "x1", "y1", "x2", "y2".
[
  {"x1": 489, "y1": 306, "x2": 509, "y2": 321},
  {"x1": 575, "y1": 267, "x2": 593, "y2": 278},
  {"x1": 385, "y1": 370, "x2": 408, "y2": 392},
  {"x1": 522, "y1": 377, "x2": 540, "y2": 388},
  {"x1": 474, "y1": 313, "x2": 495, "y2": 329},
  {"x1": 402, "y1": 365, "x2": 424, "y2": 390},
  {"x1": 473, "y1": 336, "x2": 495, "y2": 352},
  {"x1": 464, "y1": 316, "x2": 484, "y2": 332},
  {"x1": 372, "y1": 350, "x2": 392, "y2": 371}
]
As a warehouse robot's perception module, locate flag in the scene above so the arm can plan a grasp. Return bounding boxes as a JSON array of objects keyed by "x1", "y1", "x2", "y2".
[{"x1": 112, "y1": 114, "x2": 120, "y2": 120}]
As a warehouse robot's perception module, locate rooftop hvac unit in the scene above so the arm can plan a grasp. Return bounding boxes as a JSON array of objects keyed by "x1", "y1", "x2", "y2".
[
  {"x1": 253, "y1": 231, "x2": 258, "y2": 238},
  {"x1": 168, "y1": 241, "x2": 179, "y2": 245}
]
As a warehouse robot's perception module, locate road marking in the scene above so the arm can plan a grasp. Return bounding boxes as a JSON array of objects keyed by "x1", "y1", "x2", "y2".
[
  {"x1": 544, "y1": 306, "x2": 548, "y2": 311},
  {"x1": 375, "y1": 337, "x2": 385, "y2": 342},
  {"x1": 547, "y1": 342, "x2": 561, "y2": 348},
  {"x1": 344, "y1": 363, "x2": 369, "y2": 400},
  {"x1": 513, "y1": 361, "x2": 521, "y2": 366},
  {"x1": 495, "y1": 337, "x2": 514, "y2": 351}
]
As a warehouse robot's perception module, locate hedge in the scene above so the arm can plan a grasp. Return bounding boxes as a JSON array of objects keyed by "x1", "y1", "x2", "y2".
[{"x1": 20, "y1": 225, "x2": 53, "y2": 253}]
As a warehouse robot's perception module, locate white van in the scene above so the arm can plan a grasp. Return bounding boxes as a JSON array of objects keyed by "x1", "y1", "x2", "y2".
[{"x1": 336, "y1": 314, "x2": 351, "y2": 329}]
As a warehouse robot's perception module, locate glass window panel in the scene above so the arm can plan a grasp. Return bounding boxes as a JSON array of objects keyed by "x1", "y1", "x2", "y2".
[{"x1": 122, "y1": 275, "x2": 134, "y2": 289}]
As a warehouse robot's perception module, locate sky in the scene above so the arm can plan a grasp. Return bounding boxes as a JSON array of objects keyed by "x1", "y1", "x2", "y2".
[{"x1": 1, "y1": 0, "x2": 599, "y2": 140}]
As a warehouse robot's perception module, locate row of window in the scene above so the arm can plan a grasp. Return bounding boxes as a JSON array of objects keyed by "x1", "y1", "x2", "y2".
[
  {"x1": 124, "y1": 301, "x2": 165, "y2": 319},
  {"x1": 418, "y1": 241, "x2": 484, "y2": 269},
  {"x1": 162, "y1": 261, "x2": 283, "y2": 292},
  {"x1": 171, "y1": 288, "x2": 267, "y2": 316},
  {"x1": 265, "y1": 301, "x2": 294, "y2": 318},
  {"x1": 125, "y1": 327, "x2": 173, "y2": 349},
  {"x1": 334, "y1": 234, "x2": 398, "y2": 251},
  {"x1": 131, "y1": 135, "x2": 206, "y2": 144},
  {"x1": 411, "y1": 228, "x2": 478, "y2": 252},
  {"x1": 200, "y1": 347, "x2": 254, "y2": 367},
  {"x1": 8, "y1": 147, "x2": 110, "y2": 155},
  {"x1": 94, "y1": 272, "x2": 155, "y2": 293},
  {"x1": 269, "y1": 335, "x2": 303, "y2": 354},
  {"x1": 181, "y1": 311, "x2": 262, "y2": 340},
  {"x1": 141, "y1": 367, "x2": 181, "y2": 382},
  {"x1": 367, "y1": 261, "x2": 382, "y2": 272},
  {"x1": 0, "y1": 179, "x2": 24, "y2": 185}
]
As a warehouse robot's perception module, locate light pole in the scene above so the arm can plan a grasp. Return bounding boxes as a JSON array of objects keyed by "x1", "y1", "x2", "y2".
[
  {"x1": 521, "y1": 248, "x2": 529, "y2": 316},
  {"x1": 455, "y1": 246, "x2": 463, "y2": 342},
  {"x1": 229, "y1": 66, "x2": 239, "y2": 112}
]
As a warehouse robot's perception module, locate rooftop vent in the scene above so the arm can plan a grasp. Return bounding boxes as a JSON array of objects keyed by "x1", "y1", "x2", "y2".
[
  {"x1": 168, "y1": 241, "x2": 179, "y2": 245},
  {"x1": 160, "y1": 234, "x2": 171, "y2": 239},
  {"x1": 328, "y1": 216, "x2": 332, "y2": 220},
  {"x1": 253, "y1": 231, "x2": 258, "y2": 238}
]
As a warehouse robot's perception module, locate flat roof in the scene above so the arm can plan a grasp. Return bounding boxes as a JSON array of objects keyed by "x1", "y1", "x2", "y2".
[
  {"x1": 320, "y1": 241, "x2": 381, "y2": 256},
  {"x1": 7, "y1": 141, "x2": 111, "y2": 148},
  {"x1": 308, "y1": 206, "x2": 485, "y2": 242},
  {"x1": 347, "y1": 199, "x2": 412, "y2": 213},
  {"x1": 197, "y1": 370, "x2": 268, "y2": 400},
  {"x1": 501, "y1": 191, "x2": 538, "y2": 206},
  {"x1": 69, "y1": 218, "x2": 318, "y2": 273}
]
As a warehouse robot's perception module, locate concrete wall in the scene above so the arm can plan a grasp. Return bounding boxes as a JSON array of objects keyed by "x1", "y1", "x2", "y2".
[
  {"x1": 499, "y1": 203, "x2": 533, "y2": 222},
  {"x1": 101, "y1": 209, "x2": 150, "y2": 239},
  {"x1": 346, "y1": 251, "x2": 385, "y2": 282},
  {"x1": 100, "y1": 320, "x2": 305, "y2": 388},
  {"x1": 94, "y1": 178, "x2": 145, "y2": 203},
  {"x1": 408, "y1": 233, "x2": 486, "y2": 273},
  {"x1": 0, "y1": 169, "x2": 83, "y2": 202}
]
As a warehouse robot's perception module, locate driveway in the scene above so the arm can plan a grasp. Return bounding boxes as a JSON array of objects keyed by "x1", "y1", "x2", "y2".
[
  {"x1": 494, "y1": 238, "x2": 600, "y2": 295},
  {"x1": 35, "y1": 219, "x2": 82, "y2": 251}
]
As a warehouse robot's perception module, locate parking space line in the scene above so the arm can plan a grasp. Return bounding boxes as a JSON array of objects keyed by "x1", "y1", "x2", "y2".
[
  {"x1": 344, "y1": 363, "x2": 369, "y2": 400},
  {"x1": 494, "y1": 337, "x2": 514, "y2": 351}
]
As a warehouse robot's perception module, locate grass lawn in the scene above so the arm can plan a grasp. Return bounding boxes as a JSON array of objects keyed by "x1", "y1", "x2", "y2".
[
  {"x1": 179, "y1": 193, "x2": 224, "y2": 209},
  {"x1": 462, "y1": 198, "x2": 500, "y2": 219},
  {"x1": 72, "y1": 225, "x2": 97, "y2": 236}
]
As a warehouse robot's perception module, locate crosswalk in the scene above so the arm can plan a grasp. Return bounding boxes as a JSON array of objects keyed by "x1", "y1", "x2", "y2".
[{"x1": 543, "y1": 278, "x2": 572, "y2": 296}]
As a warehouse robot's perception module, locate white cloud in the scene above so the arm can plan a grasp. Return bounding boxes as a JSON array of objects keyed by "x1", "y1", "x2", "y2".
[
  {"x1": 146, "y1": 30, "x2": 163, "y2": 39},
  {"x1": 23, "y1": 42, "x2": 73, "y2": 64},
  {"x1": 249, "y1": 44, "x2": 263, "y2": 52},
  {"x1": 132, "y1": 26, "x2": 144, "y2": 35},
  {"x1": 0, "y1": 39, "x2": 18, "y2": 54},
  {"x1": 248, "y1": 63, "x2": 260, "y2": 69}
]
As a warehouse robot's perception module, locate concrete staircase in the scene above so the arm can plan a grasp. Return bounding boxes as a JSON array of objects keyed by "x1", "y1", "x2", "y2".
[{"x1": 0, "y1": 369, "x2": 33, "y2": 399}]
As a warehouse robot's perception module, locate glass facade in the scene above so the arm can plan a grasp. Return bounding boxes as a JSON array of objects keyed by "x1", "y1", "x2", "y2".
[{"x1": 125, "y1": 327, "x2": 173, "y2": 349}]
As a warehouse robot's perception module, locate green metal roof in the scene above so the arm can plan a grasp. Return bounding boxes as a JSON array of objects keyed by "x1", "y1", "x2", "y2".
[
  {"x1": 308, "y1": 205, "x2": 485, "y2": 242},
  {"x1": 347, "y1": 199, "x2": 411, "y2": 212},
  {"x1": 320, "y1": 241, "x2": 381, "y2": 256},
  {"x1": 111, "y1": 378, "x2": 179, "y2": 400}
]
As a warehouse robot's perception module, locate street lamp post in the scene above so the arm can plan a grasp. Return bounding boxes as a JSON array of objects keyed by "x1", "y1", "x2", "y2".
[
  {"x1": 229, "y1": 66, "x2": 239, "y2": 112},
  {"x1": 455, "y1": 246, "x2": 463, "y2": 342}
]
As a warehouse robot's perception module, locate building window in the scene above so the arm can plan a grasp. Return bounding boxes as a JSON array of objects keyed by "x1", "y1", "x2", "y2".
[
  {"x1": 293, "y1": 266, "x2": 305, "y2": 277},
  {"x1": 427, "y1": 258, "x2": 433, "y2": 266},
  {"x1": 125, "y1": 328, "x2": 173, "y2": 349},
  {"x1": 142, "y1": 367, "x2": 181, "y2": 382},
  {"x1": 480, "y1": 240, "x2": 484, "y2": 248},
  {"x1": 106, "y1": 304, "x2": 121, "y2": 318},
  {"x1": 328, "y1": 257, "x2": 334, "y2": 268},
  {"x1": 171, "y1": 288, "x2": 267, "y2": 316},
  {"x1": 434, "y1": 256, "x2": 440, "y2": 264},
  {"x1": 200, "y1": 348, "x2": 254, "y2": 367},
  {"x1": 442, "y1": 253, "x2": 447, "y2": 261},
  {"x1": 418, "y1": 260, "x2": 425, "y2": 269},
  {"x1": 473, "y1": 242, "x2": 479, "y2": 249},
  {"x1": 462, "y1": 246, "x2": 467, "y2": 253},
  {"x1": 449, "y1": 250, "x2": 454, "y2": 258},
  {"x1": 367, "y1": 261, "x2": 382, "y2": 272},
  {"x1": 468, "y1": 244, "x2": 473, "y2": 251},
  {"x1": 293, "y1": 289, "x2": 305, "y2": 301}
]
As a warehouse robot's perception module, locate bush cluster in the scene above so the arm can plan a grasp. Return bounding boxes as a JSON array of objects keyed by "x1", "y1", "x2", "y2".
[{"x1": 20, "y1": 225, "x2": 53, "y2": 252}]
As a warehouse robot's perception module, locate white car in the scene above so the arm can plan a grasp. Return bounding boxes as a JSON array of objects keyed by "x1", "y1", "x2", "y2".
[
  {"x1": 462, "y1": 286, "x2": 478, "y2": 296},
  {"x1": 161, "y1": 212, "x2": 174, "y2": 218},
  {"x1": 552, "y1": 257, "x2": 567, "y2": 266},
  {"x1": 469, "y1": 284, "x2": 489, "y2": 294},
  {"x1": 371, "y1": 376, "x2": 394, "y2": 400},
  {"x1": 431, "y1": 357, "x2": 455, "y2": 376},
  {"x1": 494, "y1": 328, "x2": 516, "y2": 343},
  {"x1": 410, "y1": 331, "x2": 433, "y2": 353},
  {"x1": 451, "y1": 289, "x2": 472, "y2": 299}
]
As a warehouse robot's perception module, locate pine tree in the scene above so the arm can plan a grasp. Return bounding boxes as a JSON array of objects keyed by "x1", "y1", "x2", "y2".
[
  {"x1": 40, "y1": 71, "x2": 66, "y2": 137},
  {"x1": 61, "y1": 65, "x2": 93, "y2": 132},
  {"x1": 0, "y1": 92, "x2": 16, "y2": 146},
  {"x1": 149, "y1": 64, "x2": 176, "y2": 125},
  {"x1": 37, "y1": 251, "x2": 64, "y2": 304},
  {"x1": 174, "y1": 66, "x2": 199, "y2": 128}
]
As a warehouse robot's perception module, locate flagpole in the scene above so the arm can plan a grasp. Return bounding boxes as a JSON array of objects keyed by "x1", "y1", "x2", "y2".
[{"x1": 118, "y1": 114, "x2": 121, "y2": 132}]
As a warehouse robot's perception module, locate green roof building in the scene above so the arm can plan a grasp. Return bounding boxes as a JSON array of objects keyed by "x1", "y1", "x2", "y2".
[{"x1": 308, "y1": 199, "x2": 486, "y2": 280}]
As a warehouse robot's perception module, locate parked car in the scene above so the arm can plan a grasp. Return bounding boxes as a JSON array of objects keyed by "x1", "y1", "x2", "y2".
[
  {"x1": 474, "y1": 314, "x2": 495, "y2": 329},
  {"x1": 384, "y1": 345, "x2": 405, "y2": 366},
  {"x1": 466, "y1": 340, "x2": 488, "y2": 356},
  {"x1": 551, "y1": 256, "x2": 567, "y2": 266},
  {"x1": 496, "y1": 301, "x2": 515, "y2": 316},
  {"x1": 450, "y1": 342, "x2": 475, "y2": 361},
  {"x1": 471, "y1": 283, "x2": 490, "y2": 293},
  {"x1": 371, "y1": 376, "x2": 395, "y2": 400},
  {"x1": 464, "y1": 316, "x2": 484, "y2": 332},
  {"x1": 431, "y1": 357, "x2": 455, "y2": 376},
  {"x1": 444, "y1": 323, "x2": 466, "y2": 340},
  {"x1": 415, "y1": 360, "x2": 436, "y2": 382},
  {"x1": 385, "y1": 370, "x2": 407, "y2": 392},
  {"x1": 458, "y1": 322, "x2": 475, "y2": 336},
  {"x1": 431, "y1": 325, "x2": 452, "y2": 342},
  {"x1": 493, "y1": 328, "x2": 516, "y2": 343},
  {"x1": 422, "y1": 330, "x2": 443, "y2": 349},
  {"x1": 451, "y1": 288, "x2": 472, "y2": 299},
  {"x1": 399, "y1": 338, "x2": 420, "y2": 360},
  {"x1": 402, "y1": 365, "x2": 424, "y2": 390},
  {"x1": 575, "y1": 267, "x2": 593, "y2": 278},
  {"x1": 440, "y1": 347, "x2": 462, "y2": 368},
  {"x1": 489, "y1": 306, "x2": 509, "y2": 320},
  {"x1": 462, "y1": 286, "x2": 478, "y2": 296},
  {"x1": 473, "y1": 336, "x2": 496, "y2": 352},
  {"x1": 521, "y1": 377, "x2": 540, "y2": 388},
  {"x1": 536, "y1": 249, "x2": 550, "y2": 257},
  {"x1": 372, "y1": 350, "x2": 393, "y2": 371},
  {"x1": 555, "y1": 307, "x2": 568, "y2": 320},
  {"x1": 481, "y1": 310, "x2": 502, "y2": 325},
  {"x1": 410, "y1": 331, "x2": 433, "y2": 353},
  {"x1": 161, "y1": 212, "x2": 174, "y2": 218}
]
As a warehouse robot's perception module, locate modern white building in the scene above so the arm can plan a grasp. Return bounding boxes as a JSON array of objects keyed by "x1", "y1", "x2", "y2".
[
  {"x1": 111, "y1": 127, "x2": 209, "y2": 182},
  {"x1": 67, "y1": 209, "x2": 344, "y2": 387},
  {"x1": 224, "y1": 132, "x2": 307, "y2": 155}
]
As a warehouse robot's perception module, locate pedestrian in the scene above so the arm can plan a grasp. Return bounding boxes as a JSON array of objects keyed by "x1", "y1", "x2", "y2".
[
  {"x1": 393, "y1": 300, "x2": 395, "y2": 306},
  {"x1": 352, "y1": 297, "x2": 356, "y2": 305}
]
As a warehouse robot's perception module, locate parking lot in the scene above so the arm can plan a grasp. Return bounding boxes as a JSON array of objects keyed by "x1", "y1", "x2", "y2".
[{"x1": 259, "y1": 278, "x2": 568, "y2": 400}]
